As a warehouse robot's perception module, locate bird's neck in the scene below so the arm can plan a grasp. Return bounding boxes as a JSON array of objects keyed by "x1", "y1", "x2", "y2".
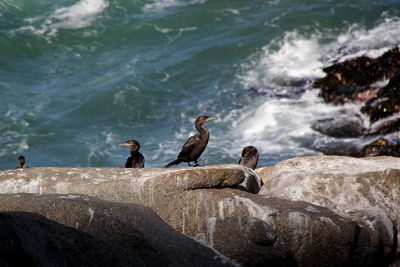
[
  {"x1": 196, "y1": 123, "x2": 209, "y2": 138},
  {"x1": 130, "y1": 148, "x2": 139, "y2": 155}
]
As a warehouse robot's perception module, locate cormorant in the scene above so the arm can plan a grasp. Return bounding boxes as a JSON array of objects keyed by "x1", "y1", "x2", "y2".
[
  {"x1": 238, "y1": 146, "x2": 259, "y2": 170},
  {"x1": 16, "y1": 155, "x2": 28, "y2": 169},
  {"x1": 120, "y1": 140, "x2": 145, "y2": 168},
  {"x1": 165, "y1": 116, "x2": 215, "y2": 167}
]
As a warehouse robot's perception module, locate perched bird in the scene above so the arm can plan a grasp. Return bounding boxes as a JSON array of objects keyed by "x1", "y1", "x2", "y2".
[
  {"x1": 120, "y1": 140, "x2": 145, "y2": 168},
  {"x1": 16, "y1": 155, "x2": 28, "y2": 169},
  {"x1": 238, "y1": 146, "x2": 259, "y2": 170},
  {"x1": 165, "y1": 116, "x2": 215, "y2": 167}
]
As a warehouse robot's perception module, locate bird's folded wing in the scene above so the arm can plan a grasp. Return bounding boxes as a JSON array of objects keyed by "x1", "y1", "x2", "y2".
[{"x1": 178, "y1": 135, "x2": 199, "y2": 158}]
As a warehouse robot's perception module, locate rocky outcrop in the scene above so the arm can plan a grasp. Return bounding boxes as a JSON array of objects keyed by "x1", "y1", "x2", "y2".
[
  {"x1": 313, "y1": 46, "x2": 400, "y2": 156},
  {"x1": 0, "y1": 194, "x2": 234, "y2": 267},
  {"x1": 258, "y1": 155, "x2": 400, "y2": 260},
  {"x1": 0, "y1": 211, "x2": 146, "y2": 267},
  {"x1": 0, "y1": 164, "x2": 397, "y2": 266},
  {"x1": 199, "y1": 216, "x2": 291, "y2": 266}
]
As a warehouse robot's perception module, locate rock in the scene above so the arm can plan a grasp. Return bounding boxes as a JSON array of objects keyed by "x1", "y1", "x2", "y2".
[
  {"x1": 314, "y1": 47, "x2": 400, "y2": 104},
  {"x1": 0, "y1": 211, "x2": 146, "y2": 267},
  {"x1": 311, "y1": 113, "x2": 366, "y2": 138},
  {"x1": 237, "y1": 168, "x2": 263, "y2": 194},
  {"x1": 358, "y1": 138, "x2": 400, "y2": 157},
  {"x1": 0, "y1": 164, "x2": 249, "y2": 196},
  {"x1": 255, "y1": 166, "x2": 275, "y2": 184},
  {"x1": 259, "y1": 155, "x2": 400, "y2": 260},
  {"x1": 0, "y1": 165, "x2": 396, "y2": 266},
  {"x1": 202, "y1": 216, "x2": 291, "y2": 266},
  {"x1": 0, "y1": 194, "x2": 234, "y2": 267},
  {"x1": 312, "y1": 47, "x2": 400, "y2": 157}
]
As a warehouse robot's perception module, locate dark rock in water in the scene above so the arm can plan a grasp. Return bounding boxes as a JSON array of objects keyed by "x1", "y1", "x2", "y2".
[
  {"x1": 369, "y1": 117, "x2": 400, "y2": 136},
  {"x1": 0, "y1": 194, "x2": 234, "y2": 267},
  {"x1": 313, "y1": 47, "x2": 400, "y2": 157},
  {"x1": 314, "y1": 47, "x2": 400, "y2": 104},
  {"x1": 361, "y1": 71, "x2": 400, "y2": 123},
  {"x1": 0, "y1": 211, "x2": 146, "y2": 267},
  {"x1": 202, "y1": 216, "x2": 292, "y2": 266},
  {"x1": 311, "y1": 113, "x2": 366, "y2": 138},
  {"x1": 358, "y1": 138, "x2": 400, "y2": 157}
]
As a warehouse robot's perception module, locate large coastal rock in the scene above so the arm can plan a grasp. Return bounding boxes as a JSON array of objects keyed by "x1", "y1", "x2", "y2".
[
  {"x1": 0, "y1": 194, "x2": 233, "y2": 267},
  {"x1": 0, "y1": 164, "x2": 396, "y2": 266},
  {"x1": 0, "y1": 164, "x2": 253, "y2": 196},
  {"x1": 0, "y1": 211, "x2": 147, "y2": 267},
  {"x1": 259, "y1": 155, "x2": 400, "y2": 259}
]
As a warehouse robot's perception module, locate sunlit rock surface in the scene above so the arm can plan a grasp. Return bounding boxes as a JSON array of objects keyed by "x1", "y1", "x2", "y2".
[
  {"x1": 0, "y1": 161, "x2": 397, "y2": 266},
  {"x1": 259, "y1": 155, "x2": 400, "y2": 260}
]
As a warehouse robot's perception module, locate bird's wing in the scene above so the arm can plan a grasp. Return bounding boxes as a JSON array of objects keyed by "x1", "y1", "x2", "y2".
[{"x1": 178, "y1": 135, "x2": 199, "y2": 159}]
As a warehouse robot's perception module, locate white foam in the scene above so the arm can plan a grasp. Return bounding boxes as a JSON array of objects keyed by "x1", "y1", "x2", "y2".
[
  {"x1": 17, "y1": 0, "x2": 108, "y2": 37},
  {"x1": 240, "y1": 31, "x2": 325, "y2": 90},
  {"x1": 143, "y1": 0, "x2": 206, "y2": 13},
  {"x1": 233, "y1": 16, "x2": 400, "y2": 161},
  {"x1": 240, "y1": 16, "x2": 400, "y2": 90}
]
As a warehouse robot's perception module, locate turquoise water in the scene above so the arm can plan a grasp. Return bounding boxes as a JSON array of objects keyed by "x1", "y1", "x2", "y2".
[{"x1": 1, "y1": 0, "x2": 399, "y2": 169}]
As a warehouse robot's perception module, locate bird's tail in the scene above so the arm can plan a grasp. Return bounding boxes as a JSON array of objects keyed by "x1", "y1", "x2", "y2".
[{"x1": 165, "y1": 159, "x2": 181, "y2": 168}]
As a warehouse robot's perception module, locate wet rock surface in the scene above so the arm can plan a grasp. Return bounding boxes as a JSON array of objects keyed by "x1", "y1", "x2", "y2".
[
  {"x1": 0, "y1": 163, "x2": 397, "y2": 266},
  {"x1": 313, "y1": 46, "x2": 400, "y2": 157}
]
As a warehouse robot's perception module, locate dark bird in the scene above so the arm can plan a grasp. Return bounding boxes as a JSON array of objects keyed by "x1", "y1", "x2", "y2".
[
  {"x1": 16, "y1": 155, "x2": 28, "y2": 169},
  {"x1": 165, "y1": 116, "x2": 215, "y2": 168},
  {"x1": 120, "y1": 140, "x2": 145, "y2": 168},
  {"x1": 238, "y1": 146, "x2": 259, "y2": 170}
]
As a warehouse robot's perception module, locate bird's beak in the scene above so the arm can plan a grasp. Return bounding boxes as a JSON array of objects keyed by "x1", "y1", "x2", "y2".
[
  {"x1": 205, "y1": 117, "x2": 216, "y2": 122},
  {"x1": 119, "y1": 143, "x2": 131, "y2": 146}
]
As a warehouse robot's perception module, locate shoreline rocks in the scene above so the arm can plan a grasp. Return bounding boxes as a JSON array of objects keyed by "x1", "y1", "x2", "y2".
[
  {"x1": 313, "y1": 46, "x2": 400, "y2": 157},
  {"x1": 0, "y1": 160, "x2": 398, "y2": 266},
  {"x1": 258, "y1": 155, "x2": 400, "y2": 261},
  {"x1": 0, "y1": 194, "x2": 235, "y2": 267}
]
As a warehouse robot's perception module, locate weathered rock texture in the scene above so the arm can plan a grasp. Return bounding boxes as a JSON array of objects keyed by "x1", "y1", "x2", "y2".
[
  {"x1": 259, "y1": 155, "x2": 400, "y2": 260},
  {"x1": 0, "y1": 211, "x2": 146, "y2": 267},
  {"x1": 0, "y1": 163, "x2": 396, "y2": 266},
  {"x1": 201, "y1": 216, "x2": 291, "y2": 266},
  {"x1": 0, "y1": 194, "x2": 233, "y2": 267}
]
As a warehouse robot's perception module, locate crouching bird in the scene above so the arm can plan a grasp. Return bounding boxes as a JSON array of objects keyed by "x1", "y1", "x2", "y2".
[
  {"x1": 120, "y1": 140, "x2": 145, "y2": 168},
  {"x1": 165, "y1": 116, "x2": 215, "y2": 167},
  {"x1": 238, "y1": 146, "x2": 259, "y2": 170}
]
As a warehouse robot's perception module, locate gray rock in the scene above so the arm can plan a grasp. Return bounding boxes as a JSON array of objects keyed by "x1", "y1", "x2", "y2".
[
  {"x1": 0, "y1": 211, "x2": 146, "y2": 267},
  {"x1": 0, "y1": 194, "x2": 234, "y2": 267},
  {"x1": 0, "y1": 162, "x2": 396, "y2": 266},
  {"x1": 258, "y1": 155, "x2": 400, "y2": 258},
  {"x1": 202, "y1": 216, "x2": 291, "y2": 266},
  {"x1": 255, "y1": 166, "x2": 275, "y2": 184}
]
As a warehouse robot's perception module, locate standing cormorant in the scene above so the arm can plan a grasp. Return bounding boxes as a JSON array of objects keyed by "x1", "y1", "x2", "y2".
[
  {"x1": 165, "y1": 116, "x2": 215, "y2": 167},
  {"x1": 16, "y1": 155, "x2": 28, "y2": 169},
  {"x1": 238, "y1": 146, "x2": 259, "y2": 170},
  {"x1": 120, "y1": 140, "x2": 145, "y2": 168}
]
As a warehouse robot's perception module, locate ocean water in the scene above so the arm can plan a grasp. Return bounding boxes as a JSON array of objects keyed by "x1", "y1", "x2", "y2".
[{"x1": 1, "y1": 0, "x2": 399, "y2": 169}]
